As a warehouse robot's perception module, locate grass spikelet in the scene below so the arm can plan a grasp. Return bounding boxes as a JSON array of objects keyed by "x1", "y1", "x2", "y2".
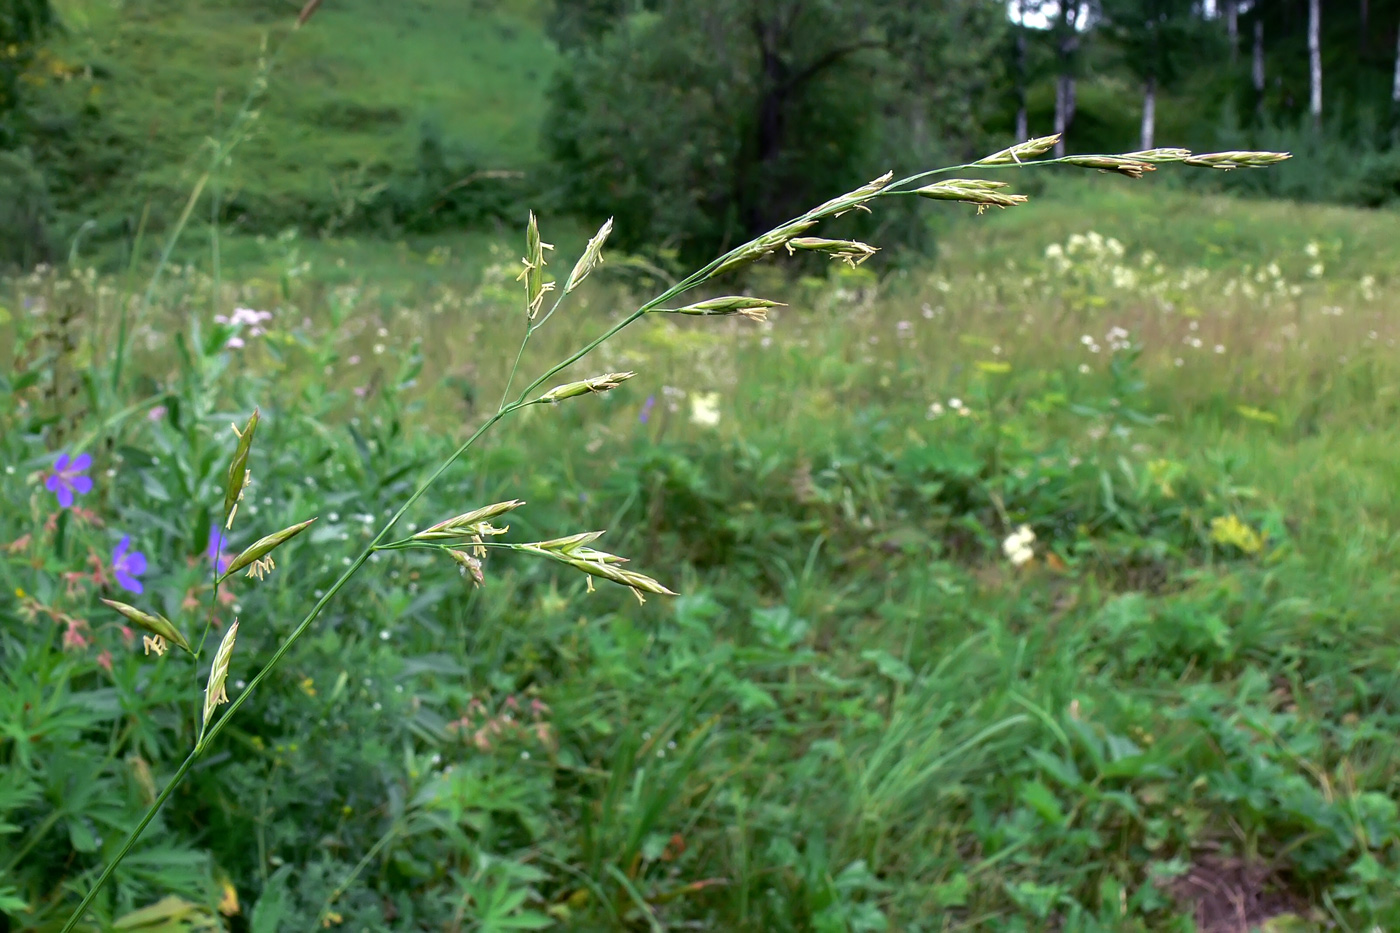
[
  {"x1": 784, "y1": 237, "x2": 879, "y2": 267},
  {"x1": 915, "y1": 179, "x2": 1030, "y2": 209},
  {"x1": 1125, "y1": 148, "x2": 1193, "y2": 163},
  {"x1": 564, "y1": 217, "x2": 613, "y2": 294},
  {"x1": 414, "y1": 500, "x2": 527, "y2": 541},
  {"x1": 537, "y1": 372, "x2": 635, "y2": 404},
  {"x1": 663, "y1": 296, "x2": 785, "y2": 323},
  {"x1": 1184, "y1": 150, "x2": 1294, "y2": 170},
  {"x1": 201, "y1": 619, "x2": 240, "y2": 737},
  {"x1": 100, "y1": 598, "x2": 192, "y2": 655},
  {"x1": 521, "y1": 531, "x2": 676, "y2": 603},
  {"x1": 974, "y1": 134, "x2": 1060, "y2": 165},
  {"x1": 811, "y1": 170, "x2": 894, "y2": 218},
  {"x1": 517, "y1": 211, "x2": 555, "y2": 319},
  {"x1": 1059, "y1": 155, "x2": 1155, "y2": 178},
  {"x1": 223, "y1": 409, "x2": 260, "y2": 530},
  {"x1": 222, "y1": 518, "x2": 316, "y2": 580}
]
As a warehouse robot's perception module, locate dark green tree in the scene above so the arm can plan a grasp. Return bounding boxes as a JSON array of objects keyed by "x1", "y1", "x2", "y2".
[
  {"x1": 0, "y1": 0, "x2": 55, "y2": 267},
  {"x1": 544, "y1": 0, "x2": 1004, "y2": 263},
  {"x1": 0, "y1": 0, "x2": 55, "y2": 141},
  {"x1": 1100, "y1": 0, "x2": 1216, "y2": 149}
]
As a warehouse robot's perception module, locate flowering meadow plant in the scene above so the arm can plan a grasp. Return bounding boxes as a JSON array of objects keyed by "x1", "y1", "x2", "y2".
[{"x1": 45, "y1": 451, "x2": 92, "y2": 508}]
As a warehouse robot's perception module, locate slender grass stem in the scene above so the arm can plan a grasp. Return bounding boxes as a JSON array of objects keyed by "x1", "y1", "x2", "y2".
[{"x1": 314, "y1": 818, "x2": 404, "y2": 928}]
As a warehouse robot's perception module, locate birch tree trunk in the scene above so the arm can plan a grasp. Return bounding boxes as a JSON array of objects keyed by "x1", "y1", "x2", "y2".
[
  {"x1": 1054, "y1": 75, "x2": 1067, "y2": 155},
  {"x1": 1141, "y1": 75, "x2": 1156, "y2": 150},
  {"x1": 1053, "y1": 2, "x2": 1079, "y2": 156},
  {"x1": 1014, "y1": 2, "x2": 1028, "y2": 141},
  {"x1": 1224, "y1": 0, "x2": 1238, "y2": 63},
  {"x1": 1308, "y1": 0, "x2": 1322, "y2": 131},
  {"x1": 1253, "y1": 18, "x2": 1265, "y2": 119},
  {"x1": 1392, "y1": 17, "x2": 1400, "y2": 133}
]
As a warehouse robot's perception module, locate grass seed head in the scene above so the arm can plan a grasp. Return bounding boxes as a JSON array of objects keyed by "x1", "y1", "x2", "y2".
[
  {"x1": 1184, "y1": 150, "x2": 1293, "y2": 170},
  {"x1": 562, "y1": 559, "x2": 677, "y2": 603},
  {"x1": 1125, "y1": 148, "x2": 1193, "y2": 163},
  {"x1": 531, "y1": 530, "x2": 608, "y2": 555},
  {"x1": 525, "y1": 531, "x2": 676, "y2": 603},
  {"x1": 202, "y1": 618, "x2": 240, "y2": 732},
  {"x1": 101, "y1": 598, "x2": 192, "y2": 655},
  {"x1": 812, "y1": 170, "x2": 894, "y2": 218},
  {"x1": 223, "y1": 518, "x2": 316, "y2": 580},
  {"x1": 518, "y1": 211, "x2": 555, "y2": 319},
  {"x1": 223, "y1": 409, "x2": 260, "y2": 529},
  {"x1": 784, "y1": 237, "x2": 879, "y2": 267},
  {"x1": 974, "y1": 134, "x2": 1060, "y2": 165},
  {"x1": 915, "y1": 180, "x2": 1029, "y2": 209},
  {"x1": 538, "y1": 372, "x2": 636, "y2": 404},
  {"x1": 1060, "y1": 155, "x2": 1155, "y2": 178},
  {"x1": 666, "y1": 296, "x2": 785, "y2": 323},
  {"x1": 415, "y1": 500, "x2": 527, "y2": 541},
  {"x1": 564, "y1": 217, "x2": 613, "y2": 294}
]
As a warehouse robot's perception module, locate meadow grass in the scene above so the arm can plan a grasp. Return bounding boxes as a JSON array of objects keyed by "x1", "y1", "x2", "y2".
[
  {"x1": 36, "y1": 0, "x2": 556, "y2": 232},
  {"x1": 3, "y1": 174, "x2": 1400, "y2": 933}
]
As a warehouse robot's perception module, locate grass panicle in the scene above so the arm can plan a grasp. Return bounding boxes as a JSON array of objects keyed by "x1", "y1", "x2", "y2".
[{"x1": 51, "y1": 132, "x2": 1292, "y2": 933}]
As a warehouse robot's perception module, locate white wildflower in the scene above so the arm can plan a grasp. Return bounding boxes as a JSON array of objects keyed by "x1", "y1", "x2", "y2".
[
  {"x1": 1001, "y1": 525, "x2": 1036, "y2": 567},
  {"x1": 690, "y1": 392, "x2": 721, "y2": 427}
]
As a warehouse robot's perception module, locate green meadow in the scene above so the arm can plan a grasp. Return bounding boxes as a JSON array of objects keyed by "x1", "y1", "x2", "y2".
[
  {"x1": 5, "y1": 176, "x2": 1400, "y2": 931},
  {"x1": 3, "y1": 2, "x2": 1400, "y2": 932}
]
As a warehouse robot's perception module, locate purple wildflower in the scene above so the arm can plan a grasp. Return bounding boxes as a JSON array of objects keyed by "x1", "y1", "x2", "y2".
[
  {"x1": 45, "y1": 452, "x2": 93, "y2": 508},
  {"x1": 112, "y1": 536, "x2": 148, "y2": 594},
  {"x1": 206, "y1": 526, "x2": 234, "y2": 575},
  {"x1": 639, "y1": 395, "x2": 656, "y2": 424}
]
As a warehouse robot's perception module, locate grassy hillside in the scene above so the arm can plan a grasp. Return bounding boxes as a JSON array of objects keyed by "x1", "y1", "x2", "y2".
[{"x1": 33, "y1": 0, "x2": 557, "y2": 235}]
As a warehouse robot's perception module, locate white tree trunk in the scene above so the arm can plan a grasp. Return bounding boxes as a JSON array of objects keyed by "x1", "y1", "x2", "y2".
[
  {"x1": 1392, "y1": 14, "x2": 1400, "y2": 109},
  {"x1": 1224, "y1": 0, "x2": 1238, "y2": 63},
  {"x1": 1253, "y1": 19, "x2": 1266, "y2": 117},
  {"x1": 1014, "y1": 9, "x2": 1028, "y2": 142},
  {"x1": 1053, "y1": 1, "x2": 1080, "y2": 156},
  {"x1": 1308, "y1": 0, "x2": 1322, "y2": 130},
  {"x1": 1054, "y1": 75, "x2": 1067, "y2": 156},
  {"x1": 1141, "y1": 76, "x2": 1157, "y2": 150}
]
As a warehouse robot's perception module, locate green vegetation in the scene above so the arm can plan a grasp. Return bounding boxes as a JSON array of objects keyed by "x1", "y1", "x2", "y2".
[
  {"x1": 2, "y1": 1, "x2": 1399, "y2": 931},
  {"x1": 22, "y1": 0, "x2": 558, "y2": 246},
  {"x1": 3, "y1": 0, "x2": 1400, "y2": 264},
  {"x1": 5, "y1": 169, "x2": 1400, "y2": 929}
]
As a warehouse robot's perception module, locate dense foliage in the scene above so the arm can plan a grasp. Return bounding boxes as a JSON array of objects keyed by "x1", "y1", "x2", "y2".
[
  {"x1": 543, "y1": 0, "x2": 1003, "y2": 260},
  {"x1": 1, "y1": 0, "x2": 1400, "y2": 264}
]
